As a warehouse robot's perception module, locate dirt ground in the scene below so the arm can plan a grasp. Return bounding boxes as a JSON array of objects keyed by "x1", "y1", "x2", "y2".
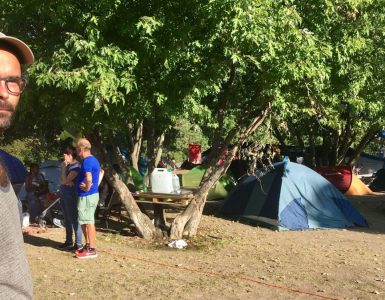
[{"x1": 24, "y1": 195, "x2": 385, "y2": 300}]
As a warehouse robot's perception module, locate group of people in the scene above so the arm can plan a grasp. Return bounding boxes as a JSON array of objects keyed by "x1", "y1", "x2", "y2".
[
  {"x1": 58, "y1": 139, "x2": 101, "y2": 259},
  {"x1": 23, "y1": 140, "x2": 101, "y2": 259}
]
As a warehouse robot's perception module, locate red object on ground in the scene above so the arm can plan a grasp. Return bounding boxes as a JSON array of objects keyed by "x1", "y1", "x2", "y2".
[{"x1": 314, "y1": 165, "x2": 353, "y2": 193}]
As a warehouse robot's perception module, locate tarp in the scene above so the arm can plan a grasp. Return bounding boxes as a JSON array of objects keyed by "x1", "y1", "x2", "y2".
[
  {"x1": 356, "y1": 152, "x2": 385, "y2": 176},
  {"x1": 181, "y1": 166, "x2": 236, "y2": 200},
  {"x1": 39, "y1": 160, "x2": 62, "y2": 192},
  {"x1": 221, "y1": 162, "x2": 368, "y2": 230},
  {"x1": 0, "y1": 149, "x2": 27, "y2": 184}
]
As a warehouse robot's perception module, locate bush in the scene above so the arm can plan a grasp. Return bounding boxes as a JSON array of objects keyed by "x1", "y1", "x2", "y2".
[{"x1": 0, "y1": 136, "x2": 60, "y2": 165}]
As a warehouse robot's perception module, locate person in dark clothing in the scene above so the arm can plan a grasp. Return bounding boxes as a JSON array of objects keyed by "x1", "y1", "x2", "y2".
[{"x1": 58, "y1": 146, "x2": 82, "y2": 251}]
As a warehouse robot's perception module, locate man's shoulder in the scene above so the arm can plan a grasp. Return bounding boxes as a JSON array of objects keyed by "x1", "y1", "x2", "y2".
[{"x1": 83, "y1": 156, "x2": 100, "y2": 168}]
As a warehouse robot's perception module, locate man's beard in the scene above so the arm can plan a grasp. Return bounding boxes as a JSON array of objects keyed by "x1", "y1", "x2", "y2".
[{"x1": 0, "y1": 101, "x2": 16, "y2": 131}]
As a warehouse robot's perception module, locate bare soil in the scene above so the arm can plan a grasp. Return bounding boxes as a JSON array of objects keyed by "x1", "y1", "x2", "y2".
[{"x1": 24, "y1": 196, "x2": 385, "y2": 300}]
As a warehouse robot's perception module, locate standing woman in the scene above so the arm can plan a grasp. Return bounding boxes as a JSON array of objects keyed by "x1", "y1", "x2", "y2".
[{"x1": 59, "y1": 146, "x2": 82, "y2": 250}]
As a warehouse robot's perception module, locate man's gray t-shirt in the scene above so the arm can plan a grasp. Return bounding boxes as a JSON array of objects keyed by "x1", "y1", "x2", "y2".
[{"x1": 0, "y1": 165, "x2": 33, "y2": 299}]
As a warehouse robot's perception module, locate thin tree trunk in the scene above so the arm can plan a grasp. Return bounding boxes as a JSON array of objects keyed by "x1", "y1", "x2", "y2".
[
  {"x1": 347, "y1": 130, "x2": 378, "y2": 166},
  {"x1": 170, "y1": 106, "x2": 270, "y2": 239},
  {"x1": 337, "y1": 132, "x2": 357, "y2": 165},
  {"x1": 147, "y1": 117, "x2": 156, "y2": 174},
  {"x1": 154, "y1": 132, "x2": 165, "y2": 168},
  {"x1": 130, "y1": 121, "x2": 143, "y2": 171},
  {"x1": 321, "y1": 130, "x2": 332, "y2": 166},
  {"x1": 329, "y1": 130, "x2": 339, "y2": 166},
  {"x1": 287, "y1": 119, "x2": 305, "y2": 150},
  {"x1": 206, "y1": 63, "x2": 236, "y2": 164},
  {"x1": 308, "y1": 125, "x2": 316, "y2": 167},
  {"x1": 337, "y1": 114, "x2": 352, "y2": 162}
]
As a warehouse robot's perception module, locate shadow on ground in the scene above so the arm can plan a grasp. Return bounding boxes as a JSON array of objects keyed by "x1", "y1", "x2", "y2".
[{"x1": 24, "y1": 234, "x2": 61, "y2": 249}]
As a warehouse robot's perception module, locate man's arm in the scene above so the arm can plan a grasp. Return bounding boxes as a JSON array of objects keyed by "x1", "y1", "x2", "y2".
[{"x1": 80, "y1": 172, "x2": 92, "y2": 191}]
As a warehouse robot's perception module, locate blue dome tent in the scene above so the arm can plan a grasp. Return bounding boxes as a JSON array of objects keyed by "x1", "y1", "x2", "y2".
[{"x1": 221, "y1": 162, "x2": 368, "y2": 230}]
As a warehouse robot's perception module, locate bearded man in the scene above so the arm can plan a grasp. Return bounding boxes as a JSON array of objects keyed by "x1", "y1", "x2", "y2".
[{"x1": 0, "y1": 32, "x2": 34, "y2": 299}]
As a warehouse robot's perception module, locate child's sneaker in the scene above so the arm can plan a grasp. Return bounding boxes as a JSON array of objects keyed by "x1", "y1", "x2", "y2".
[{"x1": 76, "y1": 248, "x2": 97, "y2": 259}]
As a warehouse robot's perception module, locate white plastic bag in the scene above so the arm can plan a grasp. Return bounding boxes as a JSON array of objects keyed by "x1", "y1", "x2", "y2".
[
  {"x1": 22, "y1": 212, "x2": 30, "y2": 227},
  {"x1": 168, "y1": 239, "x2": 188, "y2": 249}
]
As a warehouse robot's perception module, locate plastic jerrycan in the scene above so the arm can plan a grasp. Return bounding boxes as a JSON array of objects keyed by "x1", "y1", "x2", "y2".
[
  {"x1": 150, "y1": 168, "x2": 174, "y2": 193},
  {"x1": 172, "y1": 174, "x2": 180, "y2": 193}
]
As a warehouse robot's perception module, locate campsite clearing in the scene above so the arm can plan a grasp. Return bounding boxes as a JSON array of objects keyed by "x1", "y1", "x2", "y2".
[{"x1": 25, "y1": 195, "x2": 385, "y2": 300}]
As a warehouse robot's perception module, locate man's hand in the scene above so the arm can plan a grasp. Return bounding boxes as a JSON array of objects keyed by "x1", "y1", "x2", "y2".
[
  {"x1": 79, "y1": 182, "x2": 87, "y2": 191},
  {"x1": 79, "y1": 182, "x2": 92, "y2": 191},
  {"x1": 80, "y1": 172, "x2": 93, "y2": 192}
]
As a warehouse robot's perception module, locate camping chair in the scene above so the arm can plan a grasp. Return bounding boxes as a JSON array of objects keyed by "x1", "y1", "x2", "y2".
[{"x1": 98, "y1": 190, "x2": 123, "y2": 229}]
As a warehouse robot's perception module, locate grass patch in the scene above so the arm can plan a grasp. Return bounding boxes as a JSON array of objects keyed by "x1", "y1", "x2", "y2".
[{"x1": 187, "y1": 233, "x2": 231, "y2": 251}]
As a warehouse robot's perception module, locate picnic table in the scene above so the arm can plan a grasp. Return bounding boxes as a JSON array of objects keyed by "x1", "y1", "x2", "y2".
[{"x1": 132, "y1": 189, "x2": 194, "y2": 226}]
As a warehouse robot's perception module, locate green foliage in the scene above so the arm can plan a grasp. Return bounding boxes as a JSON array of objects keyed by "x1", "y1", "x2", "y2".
[
  {"x1": 0, "y1": 136, "x2": 60, "y2": 165},
  {"x1": 271, "y1": 0, "x2": 385, "y2": 164},
  {"x1": 164, "y1": 119, "x2": 209, "y2": 162},
  {"x1": 2, "y1": 0, "x2": 385, "y2": 168}
]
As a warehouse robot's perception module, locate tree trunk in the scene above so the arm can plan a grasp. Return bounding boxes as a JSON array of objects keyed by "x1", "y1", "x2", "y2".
[
  {"x1": 146, "y1": 113, "x2": 157, "y2": 174},
  {"x1": 169, "y1": 162, "x2": 226, "y2": 239},
  {"x1": 329, "y1": 130, "x2": 339, "y2": 166},
  {"x1": 154, "y1": 132, "x2": 165, "y2": 168},
  {"x1": 307, "y1": 124, "x2": 316, "y2": 167},
  {"x1": 170, "y1": 106, "x2": 270, "y2": 239},
  {"x1": 336, "y1": 132, "x2": 357, "y2": 165},
  {"x1": 89, "y1": 133, "x2": 159, "y2": 240},
  {"x1": 273, "y1": 125, "x2": 285, "y2": 146},
  {"x1": 336, "y1": 114, "x2": 352, "y2": 164},
  {"x1": 130, "y1": 121, "x2": 143, "y2": 172},
  {"x1": 105, "y1": 169, "x2": 160, "y2": 240},
  {"x1": 207, "y1": 63, "x2": 237, "y2": 163},
  {"x1": 287, "y1": 119, "x2": 305, "y2": 150},
  {"x1": 347, "y1": 130, "x2": 378, "y2": 166}
]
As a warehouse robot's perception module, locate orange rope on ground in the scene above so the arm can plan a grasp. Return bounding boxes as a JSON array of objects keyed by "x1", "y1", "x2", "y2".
[{"x1": 100, "y1": 249, "x2": 340, "y2": 300}]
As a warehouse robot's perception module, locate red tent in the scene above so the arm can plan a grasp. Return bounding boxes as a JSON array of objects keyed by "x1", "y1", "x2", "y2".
[
  {"x1": 314, "y1": 166, "x2": 352, "y2": 193},
  {"x1": 315, "y1": 165, "x2": 380, "y2": 195}
]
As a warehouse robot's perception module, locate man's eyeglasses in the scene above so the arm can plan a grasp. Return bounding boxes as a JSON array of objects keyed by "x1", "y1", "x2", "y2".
[{"x1": 0, "y1": 77, "x2": 27, "y2": 96}]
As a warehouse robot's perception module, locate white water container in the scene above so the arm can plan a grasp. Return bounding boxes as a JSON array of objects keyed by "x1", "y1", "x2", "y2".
[
  {"x1": 150, "y1": 168, "x2": 174, "y2": 193},
  {"x1": 172, "y1": 174, "x2": 181, "y2": 193}
]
